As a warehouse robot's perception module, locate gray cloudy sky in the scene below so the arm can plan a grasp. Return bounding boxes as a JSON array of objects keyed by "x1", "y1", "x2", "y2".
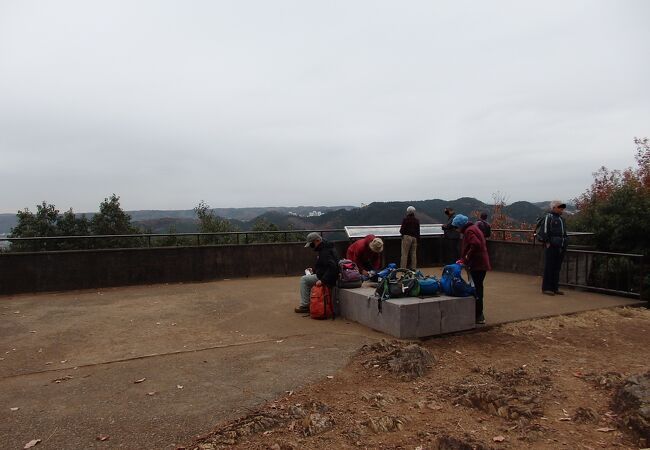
[{"x1": 1, "y1": 0, "x2": 649, "y2": 213}]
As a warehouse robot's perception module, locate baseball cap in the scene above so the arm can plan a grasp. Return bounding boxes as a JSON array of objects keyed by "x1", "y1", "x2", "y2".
[{"x1": 304, "y1": 232, "x2": 322, "y2": 247}]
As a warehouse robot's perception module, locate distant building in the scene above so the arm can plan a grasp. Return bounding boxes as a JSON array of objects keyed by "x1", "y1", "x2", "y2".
[{"x1": 307, "y1": 211, "x2": 323, "y2": 217}]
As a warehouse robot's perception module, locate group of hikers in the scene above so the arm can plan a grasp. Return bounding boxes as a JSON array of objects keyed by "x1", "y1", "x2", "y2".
[{"x1": 295, "y1": 201, "x2": 569, "y2": 326}]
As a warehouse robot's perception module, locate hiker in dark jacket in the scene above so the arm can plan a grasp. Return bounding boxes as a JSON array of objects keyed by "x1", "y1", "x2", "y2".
[
  {"x1": 346, "y1": 234, "x2": 383, "y2": 276},
  {"x1": 399, "y1": 206, "x2": 420, "y2": 269},
  {"x1": 295, "y1": 232, "x2": 340, "y2": 313},
  {"x1": 441, "y1": 207, "x2": 461, "y2": 263},
  {"x1": 537, "y1": 200, "x2": 568, "y2": 296},
  {"x1": 476, "y1": 212, "x2": 492, "y2": 238},
  {"x1": 452, "y1": 214, "x2": 491, "y2": 324}
]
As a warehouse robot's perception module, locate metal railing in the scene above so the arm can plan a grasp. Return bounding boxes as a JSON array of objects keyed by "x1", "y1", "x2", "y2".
[
  {"x1": 560, "y1": 249, "x2": 645, "y2": 299},
  {"x1": 490, "y1": 228, "x2": 594, "y2": 245},
  {"x1": 0, "y1": 229, "x2": 347, "y2": 252}
]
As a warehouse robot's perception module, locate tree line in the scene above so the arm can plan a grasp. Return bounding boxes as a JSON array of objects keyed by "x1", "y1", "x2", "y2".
[{"x1": 6, "y1": 195, "x2": 289, "y2": 252}]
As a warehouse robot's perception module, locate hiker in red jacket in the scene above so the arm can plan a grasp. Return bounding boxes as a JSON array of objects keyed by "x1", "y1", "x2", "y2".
[
  {"x1": 346, "y1": 234, "x2": 383, "y2": 277},
  {"x1": 451, "y1": 214, "x2": 491, "y2": 324}
]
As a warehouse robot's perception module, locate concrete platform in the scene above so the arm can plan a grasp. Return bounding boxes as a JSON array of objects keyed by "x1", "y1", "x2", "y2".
[{"x1": 339, "y1": 286, "x2": 476, "y2": 339}]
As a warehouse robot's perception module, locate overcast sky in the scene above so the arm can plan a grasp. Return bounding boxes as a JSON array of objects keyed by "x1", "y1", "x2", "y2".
[{"x1": 1, "y1": 1, "x2": 648, "y2": 213}]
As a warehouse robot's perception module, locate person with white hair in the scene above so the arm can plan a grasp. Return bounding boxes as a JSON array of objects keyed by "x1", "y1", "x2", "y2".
[
  {"x1": 399, "y1": 205, "x2": 420, "y2": 269},
  {"x1": 537, "y1": 200, "x2": 569, "y2": 296}
]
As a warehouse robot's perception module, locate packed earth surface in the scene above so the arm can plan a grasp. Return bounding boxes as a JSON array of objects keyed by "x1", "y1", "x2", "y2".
[{"x1": 190, "y1": 307, "x2": 650, "y2": 450}]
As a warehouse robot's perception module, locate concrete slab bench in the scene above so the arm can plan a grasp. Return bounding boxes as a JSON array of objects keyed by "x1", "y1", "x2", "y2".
[{"x1": 338, "y1": 286, "x2": 475, "y2": 339}]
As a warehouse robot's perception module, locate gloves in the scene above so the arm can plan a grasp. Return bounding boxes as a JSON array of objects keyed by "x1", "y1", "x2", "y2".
[{"x1": 456, "y1": 259, "x2": 466, "y2": 265}]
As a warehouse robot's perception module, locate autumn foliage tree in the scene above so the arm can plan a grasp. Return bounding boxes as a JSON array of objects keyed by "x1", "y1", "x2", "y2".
[{"x1": 572, "y1": 137, "x2": 650, "y2": 254}]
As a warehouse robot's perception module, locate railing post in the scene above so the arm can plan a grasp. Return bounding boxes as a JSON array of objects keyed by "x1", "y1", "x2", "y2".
[{"x1": 197, "y1": 234, "x2": 200, "y2": 246}]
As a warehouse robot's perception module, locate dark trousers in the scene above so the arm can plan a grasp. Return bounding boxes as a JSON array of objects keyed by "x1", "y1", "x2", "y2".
[
  {"x1": 542, "y1": 246, "x2": 565, "y2": 292},
  {"x1": 441, "y1": 238, "x2": 461, "y2": 265},
  {"x1": 470, "y1": 270, "x2": 486, "y2": 318}
]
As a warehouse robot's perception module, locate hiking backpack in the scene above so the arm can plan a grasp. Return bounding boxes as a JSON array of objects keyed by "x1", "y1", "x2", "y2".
[
  {"x1": 415, "y1": 270, "x2": 441, "y2": 296},
  {"x1": 478, "y1": 220, "x2": 492, "y2": 238},
  {"x1": 374, "y1": 268, "x2": 420, "y2": 311},
  {"x1": 440, "y1": 263, "x2": 475, "y2": 297},
  {"x1": 534, "y1": 215, "x2": 547, "y2": 243},
  {"x1": 310, "y1": 284, "x2": 335, "y2": 320},
  {"x1": 337, "y1": 259, "x2": 363, "y2": 288}
]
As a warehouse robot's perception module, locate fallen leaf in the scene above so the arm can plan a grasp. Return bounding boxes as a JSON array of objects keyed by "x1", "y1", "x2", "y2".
[
  {"x1": 573, "y1": 371, "x2": 584, "y2": 378},
  {"x1": 60, "y1": 360, "x2": 67, "y2": 364},
  {"x1": 493, "y1": 435, "x2": 505, "y2": 442},
  {"x1": 30, "y1": 330, "x2": 37, "y2": 333},
  {"x1": 275, "y1": 340, "x2": 284, "y2": 343},
  {"x1": 326, "y1": 375, "x2": 334, "y2": 379},
  {"x1": 147, "y1": 391, "x2": 156, "y2": 396},
  {"x1": 596, "y1": 427, "x2": 616, "y2": 432},
  {"x1": 177, "y1": 385, "x2": 184, "y2": 389},
  {"x1": 24, "y1": 439, "x2": 41, "y2": 449},
  {"x1": 10, "y1": 407, "x2": 19, "y2": 411},
  {"x1": 134, "y1": 378, "x2": 146, "y2": 384},
  {"x1": 14, "y1": 311, "x2": 20, "y2": 314},
  {"x1": 455, "y1": 350, "x2": 462, "y2": 354},
  {"x1": 558, "y1": 417, "x2": 571, "y2": 421},
  {"x1": 96, "y1": 435, "x2": 110, "y2": 441}
]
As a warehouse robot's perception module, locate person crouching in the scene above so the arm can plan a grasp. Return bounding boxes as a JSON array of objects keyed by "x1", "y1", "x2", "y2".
[{"x1": 346, "y1": 234, "x2": 384, "y2": 279}]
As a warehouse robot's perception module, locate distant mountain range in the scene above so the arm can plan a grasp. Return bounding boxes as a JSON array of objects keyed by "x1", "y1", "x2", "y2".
[{"x1": 0, "y1": 199, "x2": 576, "y2": 235}]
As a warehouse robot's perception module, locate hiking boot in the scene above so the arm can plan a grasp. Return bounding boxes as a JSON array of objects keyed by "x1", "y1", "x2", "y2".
[
  {"x1": 555, "y1": 290, "x2": 565, "y2": 295},
  {"x1": 476, "y1": 314, "x2": 486, "y2": 325},
  {"x1": 294, "y1": 305, "x2": 309, "y2": 314},
  {"x1": 542, "y1": 290, "x2": 555, "y2": 296}
]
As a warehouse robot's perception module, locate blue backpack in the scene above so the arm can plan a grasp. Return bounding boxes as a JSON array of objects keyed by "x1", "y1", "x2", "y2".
[
  {"x1": 415, "y1": 270, "x2": 440, "y2": 296},
  {"x1": 440, "y1": 264, "x2": 475, "y2": 297},
  {"x1": 376, "y1": 263, "x2": 398, "y2": 280}
]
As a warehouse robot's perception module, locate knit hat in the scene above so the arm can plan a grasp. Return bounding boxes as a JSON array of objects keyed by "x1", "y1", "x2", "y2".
[
  {"x1": 406, "y1": 206, "x2": 416, "y2": 214},
  {"x1": 369, "y1": 237, "x2": 384, "y2": 253},
  {"x1": 451, "y1": 214, "x2": 469, "y2": 228}
]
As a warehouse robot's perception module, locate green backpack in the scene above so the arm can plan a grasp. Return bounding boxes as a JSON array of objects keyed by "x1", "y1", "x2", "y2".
[{"x1": 375, "y1": 268, "x2": 420, "y2": 311}]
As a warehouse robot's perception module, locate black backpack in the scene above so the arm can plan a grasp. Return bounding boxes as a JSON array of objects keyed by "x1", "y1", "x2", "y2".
[
  {"x1": 478, "y1": 220, "x2": 492, "y2": 238},
  {"x1": 534, "y1": 215, "x2": 547, "y2": 243}
]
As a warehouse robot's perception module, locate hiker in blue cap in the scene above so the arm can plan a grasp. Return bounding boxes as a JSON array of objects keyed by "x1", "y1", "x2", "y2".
[{"x1": 451, "y1": 214, "x2": 491, "y2": 324}]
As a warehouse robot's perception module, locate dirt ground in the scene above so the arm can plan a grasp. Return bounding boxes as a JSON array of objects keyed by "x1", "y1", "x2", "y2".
[{"x1": 191, "y1": 306, "x2": 650, "y2": 450}]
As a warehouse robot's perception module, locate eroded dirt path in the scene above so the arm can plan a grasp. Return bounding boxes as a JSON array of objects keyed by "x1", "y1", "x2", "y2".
[{"x1": 192, "y1": 307, "x2": 650, "y2": 450}]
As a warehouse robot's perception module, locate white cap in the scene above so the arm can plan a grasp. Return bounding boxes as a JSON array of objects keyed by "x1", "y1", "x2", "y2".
[{"x1": 406, "y1": 206, "x2": 416, "y2": 214}]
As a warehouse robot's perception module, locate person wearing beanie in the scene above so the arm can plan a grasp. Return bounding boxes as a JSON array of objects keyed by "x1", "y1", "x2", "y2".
[
  {"x1": 441, "y1": 206, "x2": 461, "y2": 263},
  {"x1": 537, "y1": 200, "x2": 568, "y2": 296},
  {"x1": 452, "y1": 214, "x2": 491, "y2": 324},
  {"x1": 346, "y1": 234, "x2": 384, "y2": 277},
  {"x1": 399, "y1": 206, "x2": 420, "y2": 269},
  {"x1": 295, "y1": 232, "x2": 340, "y2": 313}
]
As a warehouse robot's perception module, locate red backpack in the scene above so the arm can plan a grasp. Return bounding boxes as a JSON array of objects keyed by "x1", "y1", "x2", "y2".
[{"x1": 310, "y1": 284, "x2": 334, "y2": 320}]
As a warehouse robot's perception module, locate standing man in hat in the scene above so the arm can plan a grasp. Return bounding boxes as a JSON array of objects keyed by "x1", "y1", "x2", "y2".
[
  {"x1": 537, "y1": 200, "x2": 569, "y2": 296},
  {"x1": 400, "y1": 206, "x2": 420, "y2": 269},
  {"x1": 295, "y1": 232, "x2": 340, "y2": 313}
]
